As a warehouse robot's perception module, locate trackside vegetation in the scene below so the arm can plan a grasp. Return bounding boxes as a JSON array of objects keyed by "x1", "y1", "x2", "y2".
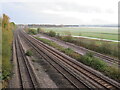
[
  {"x1": 60, "y1": 35, "x2": 119, "y2": 58},
  {"x1": 28, "y1": 28, "x2": 38, "y2": 35},
  {"x1": 2, "y1": 14, "x2": 16, "y2": 81},
  {"x1": 48, "y1": 30, "x2": 56, "y2": 37},
  {"x1": 25, "y1": 28, "x2": 41, "y2": 35},
  {"x1": 35, "y1": 29, "x2": 119, "y2": 59},
  {"x1": 35, "y1": 37, "x2": 120, "y2": 82},
  {"x1": 26, "y1": 50, "x2": 33, "y2": 56}
]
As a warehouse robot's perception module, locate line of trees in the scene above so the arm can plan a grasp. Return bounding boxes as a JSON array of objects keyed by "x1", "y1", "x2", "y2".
[{"x1": 2, "y1": 14, "x2": 16, "y2": 81}]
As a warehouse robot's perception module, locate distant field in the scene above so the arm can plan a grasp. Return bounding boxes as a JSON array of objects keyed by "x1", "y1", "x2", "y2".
[{"x1": 39, "y1": 27, "x2": 118, "y2": 41}]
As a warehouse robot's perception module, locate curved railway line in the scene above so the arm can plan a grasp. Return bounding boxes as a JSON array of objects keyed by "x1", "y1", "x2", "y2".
[
  {"x1": 18, "y1": 29, "x2": 120, "y2": 89},
  {"x1": 14, "y1": 31, "x2": 40, "y2": 89},
  {"x1": 37, "y1": 33, "x2": 119, "y2": 66},
  {"x1": 66, "y1": 42, "x2": 119, "y2": 65}
]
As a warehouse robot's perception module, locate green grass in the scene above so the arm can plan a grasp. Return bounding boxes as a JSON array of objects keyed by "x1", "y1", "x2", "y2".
[
  {"x1": 34, "y1": 27, "x2": 118, "y2": 40},
  {"x1": 35, "y1": 37, "x2": 120, "y2": 82}
]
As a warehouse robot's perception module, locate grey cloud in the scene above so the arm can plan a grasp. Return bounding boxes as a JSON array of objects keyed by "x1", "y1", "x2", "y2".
[{"x1": 2, "y1": 1, "x2": 117, "y2": 24}]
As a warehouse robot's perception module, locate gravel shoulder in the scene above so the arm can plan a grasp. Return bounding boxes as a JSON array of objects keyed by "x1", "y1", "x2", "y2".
[
  {"x1": 8, "y1": 39, "x2": 21, "y2": 88},
  {"x1": 19, "y1": 35, "x2": 75, "y2": 88},
  {"x1": 20, "y1": 36, "x2": 58, "y2": 88}
]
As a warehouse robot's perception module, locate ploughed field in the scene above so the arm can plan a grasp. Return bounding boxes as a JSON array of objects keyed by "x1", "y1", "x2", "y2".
[{"x1": 38, "y1": 27, "x2": 118, "y2": 41}]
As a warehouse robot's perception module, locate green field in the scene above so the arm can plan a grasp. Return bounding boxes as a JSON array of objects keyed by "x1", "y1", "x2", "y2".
[{"x1": 39, "y1": 27, "x2": 118, "y2": 40}]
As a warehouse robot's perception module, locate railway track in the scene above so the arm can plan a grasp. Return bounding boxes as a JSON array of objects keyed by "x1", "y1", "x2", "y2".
[
  {"x1": 19, "y1": 29, "x2": 120, "y2": 89},
  {"x1": 19, "y1": 30, "x2": 90, "y2": 89},
  {"x1": 66, "y1": 42, "x2": 119, "y2": 65},
  {"x1": 14, "y1": 31, "x2": 40, "y2": 89},
  {"x1": 37, "y1": 33, "x2": 119, "y2": 65}
]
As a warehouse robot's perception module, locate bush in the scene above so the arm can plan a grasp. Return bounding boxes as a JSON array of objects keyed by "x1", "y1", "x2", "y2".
[
  {"x1": 97, "y1": 42, "x2": 111, "y2": 55},
  {"x1": 28, "y1": 29, "x2": 37, "y2": 35},
  {"x1": 26, "y1": 50, "x2": 33, "y2": 56},
  {"x1": 62, "y1": 35, "x2": 73, "y2": 42},
  {"x1": 86, "y1": 52, "x2": 94, "y2": 57},
  {"x1": 37, "y1": 28, "x2": 44, "y2": 33},
  {"x1": 56, "y1": 33, "x2": 62, "y2": 39},
  {"x1": 37, "y1": 28, "x2": 40, "y2": 33},
  {"x1": 91, "y1": 58, "x2": 107, "y2": 71},
  {"x1": 48, "y1": 30, "x2": 56, "y2": 37},
  {"x1": 63, "y1": 48, "x2": 73, "y2": 53},
  {"x1": 104, "y1": 66, "x2": 120, "y2": 82},
  {"x1": 81, "y1": 54, "x2": 107, "y2": 70}
]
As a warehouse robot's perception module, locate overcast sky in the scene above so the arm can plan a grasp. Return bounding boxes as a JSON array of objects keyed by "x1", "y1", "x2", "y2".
[{"x1": 0, "y1": 0, "x2": 119, "y2": 25}]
